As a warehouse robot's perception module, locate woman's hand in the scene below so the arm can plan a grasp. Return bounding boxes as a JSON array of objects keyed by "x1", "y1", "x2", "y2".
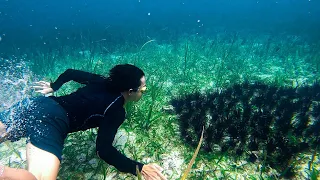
[
  {"x1": 32, "y1": 81, "x2": 54, "y2": 95},
  {"x1": 141, "y1": 163, "x2": 167, "y2": 180}
]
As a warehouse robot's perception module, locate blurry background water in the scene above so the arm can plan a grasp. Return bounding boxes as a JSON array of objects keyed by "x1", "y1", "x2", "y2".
[
  {"x1": 0, "y1": 0, "x2": 319, "y2": 179},
  {"x1": 0, "y1": 0, "x2": 319, "y2": 56}
]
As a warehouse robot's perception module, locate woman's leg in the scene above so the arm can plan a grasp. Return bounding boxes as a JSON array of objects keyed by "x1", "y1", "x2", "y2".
[
  {"x1": 26, "y1": 142, "x2": 61, "y2": 180},
  {"x1": 0, "y1": 142, "x2": 60, "y2": 180}
]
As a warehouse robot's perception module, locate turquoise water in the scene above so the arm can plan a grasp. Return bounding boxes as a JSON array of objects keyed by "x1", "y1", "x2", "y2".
[{"x1": 0, "y1": 1, "x2": 319, "y2": 179}]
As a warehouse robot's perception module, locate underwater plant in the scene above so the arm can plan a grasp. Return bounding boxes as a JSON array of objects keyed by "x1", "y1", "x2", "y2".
[{"x1": 171, "y1": 80, "x2": 320, "y2": 178}]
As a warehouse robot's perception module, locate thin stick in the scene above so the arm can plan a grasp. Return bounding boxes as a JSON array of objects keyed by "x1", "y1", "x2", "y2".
[
  {"x1": 181, "y1": 126, "x2": 204, "y2": 180},
  {"x1": 135, "y1": 39, "x2": 156, "y2": 65},
  {"x1": 136, "y1": 165, "x2": 142, "y2": 180},
  {"x1": 139, "y1": 39, "x2": 156, "y2": 52}
]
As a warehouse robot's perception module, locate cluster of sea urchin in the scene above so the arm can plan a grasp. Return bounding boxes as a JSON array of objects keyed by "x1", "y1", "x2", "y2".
[{"x1": 171, "y1": 81, "x2": 320, "y2": 175}]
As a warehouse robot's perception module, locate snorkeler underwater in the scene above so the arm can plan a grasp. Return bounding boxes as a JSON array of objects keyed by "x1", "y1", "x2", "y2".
[{"x1": 0, "y1": 0, "x2": 320, "y2": 179}]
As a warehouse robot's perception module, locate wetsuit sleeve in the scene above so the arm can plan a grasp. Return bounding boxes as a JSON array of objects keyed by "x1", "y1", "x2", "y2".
[
  {"x1": 96, "y1": 108, "x2": 144, "y2": 176},
  {"x1": 50, "y1": 69, "x2": 106, "y2": 91}
]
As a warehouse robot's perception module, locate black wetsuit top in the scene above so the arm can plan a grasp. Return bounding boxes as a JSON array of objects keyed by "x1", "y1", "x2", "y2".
[{"x1": 49, "y1": 69, "x2": 144, "y2": 176}]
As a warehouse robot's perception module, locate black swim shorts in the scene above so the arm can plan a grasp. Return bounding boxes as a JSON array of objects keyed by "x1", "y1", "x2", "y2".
[{"x1": 0, "y1": 96, "x2": 69, "y2": 161}]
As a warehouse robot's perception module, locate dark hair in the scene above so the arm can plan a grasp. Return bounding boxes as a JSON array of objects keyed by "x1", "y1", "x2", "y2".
[{"x1": 105, "y1": 64, "x2": 145, "y2": 93}]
